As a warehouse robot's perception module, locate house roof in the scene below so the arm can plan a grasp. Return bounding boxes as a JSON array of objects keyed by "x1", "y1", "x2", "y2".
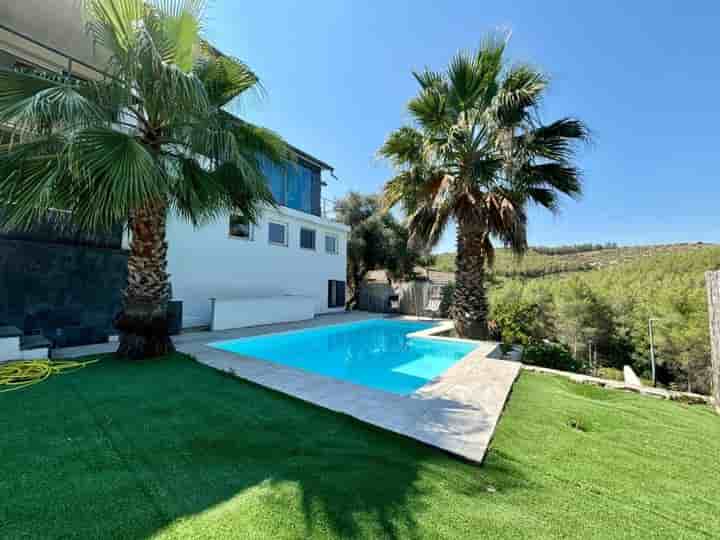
[{"x1": 288, "y1": 144, "x2": 334, "y2": 172}]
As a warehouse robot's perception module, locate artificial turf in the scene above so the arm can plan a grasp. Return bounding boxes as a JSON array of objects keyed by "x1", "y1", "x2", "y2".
[{"x1": 1, "y1": 353, "x2": 719, "y2": 539}]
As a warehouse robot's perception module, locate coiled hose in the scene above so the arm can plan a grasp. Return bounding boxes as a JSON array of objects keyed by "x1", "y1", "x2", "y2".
[{"x1": 0, "y1": 358, "x2": 99, "y2": 393}]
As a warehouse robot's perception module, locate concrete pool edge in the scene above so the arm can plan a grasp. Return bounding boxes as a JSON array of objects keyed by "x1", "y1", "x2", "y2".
[{"x1": 176, "y1": 313, "x2": 521, "y2": 464}]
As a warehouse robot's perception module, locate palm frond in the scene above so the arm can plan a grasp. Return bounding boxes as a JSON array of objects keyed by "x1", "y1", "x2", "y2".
[
  {"x1": 381, "y1": 173, "x2": 409, "y2": 211},
  {"x1": 195, "y1": 45, "x2": 261, "y2": 107},
  {"x1": 82, "y1": 0, "x2": 147, "y2": 62},
  {"x1": 475, "y1": 34, "x2": 506, "y2": 107},
  {"x1": 225, "y1": 115, "x2": 290, "y2": 164},
  {"x1": 408, "y1": 87, "x2": 449, "y2": 134},
  {"x1": 154, "y1": 0, "x2": 207, "y2": 71},
  {"x1": 493, "y1": 64, "x2": 547, "y2": 126},
  {"x1": 519, "y1": 162, "x2": 582, "y2": 200},
  {"x1": 66, "y1": 127, "x2": 168, "y2": 229},
  {"x1": 379, "y1": 126, "x2": 425, "y2": 168},
  {"x1": 446, "y1": 50, "x2": 485, "y2": 113},
  {"x1": 408, "y1": 204, "x2": 442, "y2": 250},
  {"x1": 485, "y1": 190, "x2": 528, "y2": 255},
  {"x1": 0, "y1": 69, "x2": 112, "y2": 135},
  {"x1": 136, "y1": 48, "x2": 210, "y2": 126},
  {"x1": 518, "y1": 118, "x2": 589, "y2": 162},
  {"x1": 0, "y1": 135, "x2": 72, "y2": 230},
  {"x1": 412, "y1": 69, "x2": 445, "y2": 91}
]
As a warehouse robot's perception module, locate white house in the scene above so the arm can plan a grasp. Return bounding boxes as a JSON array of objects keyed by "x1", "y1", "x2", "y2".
[
  {"x1": 165, "y1": 171, "x2": 350, "y2": 330},
  {"x1": 0, "y1": 0, "x2": 349, "y2": 338}
]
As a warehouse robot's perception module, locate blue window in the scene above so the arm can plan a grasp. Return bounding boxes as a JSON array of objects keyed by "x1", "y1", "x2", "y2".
[
  {"x1": 259, "y1": 156, "x2": 286, "y2": 205},
  {"x1": 287, "y1": 163, "x2": 312, "y2": 214},
  {"x1": 259, "y1": 156, "x2": 318, "y2": 214}
]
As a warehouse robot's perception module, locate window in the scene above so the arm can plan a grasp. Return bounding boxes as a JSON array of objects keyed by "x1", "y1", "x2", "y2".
[
  {"x1": 325, "y1": 234, "x2": 338, "y2": 254},
  {"x1": 268, "y1": 221, "x2": 288, "y2": 246},
  {"x1": 328, "y1": 280, "x2": 346, "y2": 308},
  {"x1": 300, "y1": 227, "x2": 316, "y2": 250},
  {"x1": 259, "y1": 155, "x2": 287, "y2": 205},
  {"x1": 229, "y1": 215, "x2": 252, "y2": 240},
  {"x1": 287, "y1": 163, "x2": 313, "y2": 214},
  {"x1": 259, "y1": 155, "x2": 319, "y2": 215}
]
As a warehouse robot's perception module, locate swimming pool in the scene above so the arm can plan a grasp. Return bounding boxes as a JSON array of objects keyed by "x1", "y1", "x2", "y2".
[{"x1": 209, "y1": 319, "x2": 478, "y2": 395}]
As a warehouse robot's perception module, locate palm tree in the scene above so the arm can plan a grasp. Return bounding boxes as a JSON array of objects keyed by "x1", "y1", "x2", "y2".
[
  {"x1": 380, "y1": 36, "x2": 588, "y2": 339},
  {"x1": 0, "y1": 0, "x2": 290, "y2": 359}
]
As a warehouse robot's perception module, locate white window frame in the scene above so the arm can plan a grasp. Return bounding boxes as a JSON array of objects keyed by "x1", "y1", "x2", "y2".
[
  {"x1": 300, "y1": 227, "x2": 317, "y2": 251},
  {"x1": 228, "y1": 215, "x2": 254, "y2": 241},
  {"x1": 268, "y1": 221, "x2": 289, "y2": 247},
  {"x1": 325, "y1": 234, "x2": 339, "y2": 255}
]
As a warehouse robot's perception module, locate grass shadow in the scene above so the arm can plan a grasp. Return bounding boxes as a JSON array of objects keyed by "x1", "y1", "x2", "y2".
[{"x1": 0, "y1": 353, "x2": 457, "y2": 539}]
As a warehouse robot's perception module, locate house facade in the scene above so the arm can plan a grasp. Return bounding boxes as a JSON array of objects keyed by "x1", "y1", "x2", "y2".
[{"x1": 0, "y1": 1, "x2": 348, "y2": 343}]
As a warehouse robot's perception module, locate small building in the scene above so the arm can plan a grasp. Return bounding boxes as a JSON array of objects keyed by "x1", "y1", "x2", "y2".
[{"x1": 0, "y1": 1, "x2": 348, "y2": 346}]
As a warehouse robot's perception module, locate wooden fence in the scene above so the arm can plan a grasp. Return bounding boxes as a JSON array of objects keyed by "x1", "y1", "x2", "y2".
[{"x1": 358, "y1": 280, "x2": 450, "y2": 316}]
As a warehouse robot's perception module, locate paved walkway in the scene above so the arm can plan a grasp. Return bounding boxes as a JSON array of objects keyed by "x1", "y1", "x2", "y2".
[{"x1": 57, "y1": 313, "x2": 521, "y2": 464}]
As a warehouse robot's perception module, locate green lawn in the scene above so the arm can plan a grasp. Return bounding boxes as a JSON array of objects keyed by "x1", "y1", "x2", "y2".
[{"x1": 2, "y1": 354, "x2": 719, "y2": 539}]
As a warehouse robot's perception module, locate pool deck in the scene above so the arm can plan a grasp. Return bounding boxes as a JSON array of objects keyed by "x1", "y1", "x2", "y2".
[{"x1": 56, "y1": 312, "x2": 521, "y2": 464}]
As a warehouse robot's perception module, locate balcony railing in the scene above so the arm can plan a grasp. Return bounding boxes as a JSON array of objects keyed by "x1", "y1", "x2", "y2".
[
  {"x1": 0, "y1": 22, "x2": 107, "y2": 80},
  {"x1": 321, "y1": 197, "x2": 340, "y2": 222}
]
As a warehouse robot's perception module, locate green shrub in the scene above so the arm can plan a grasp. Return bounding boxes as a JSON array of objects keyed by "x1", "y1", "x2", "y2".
[{"x1": 522, "y1": 342, "x2": 587, "y2": 373}]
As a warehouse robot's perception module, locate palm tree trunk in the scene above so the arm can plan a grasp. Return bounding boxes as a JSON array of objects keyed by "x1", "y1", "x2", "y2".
[
  {"x1": 453, "y1": 221, "x2": 489, "y2": 339},
  {"x1": 115, "y1": 201, "x2": 175, "y2": 360}
]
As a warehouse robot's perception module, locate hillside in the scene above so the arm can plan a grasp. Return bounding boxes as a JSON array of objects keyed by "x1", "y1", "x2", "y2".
[
  {"x1": 433, "y1": 242, "x2": 716, "y2": 278},
  {"x1": 433, "y1": 243, "x2": 720, "y2": 394}
]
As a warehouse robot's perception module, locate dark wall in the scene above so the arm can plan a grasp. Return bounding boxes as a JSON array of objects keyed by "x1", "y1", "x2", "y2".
[
  {"x1": 0, "y1": 238, "x2": 127, "y2": 347},
  {"x1": 0, "y1": 208, "x2": 123, "y2": 249}
]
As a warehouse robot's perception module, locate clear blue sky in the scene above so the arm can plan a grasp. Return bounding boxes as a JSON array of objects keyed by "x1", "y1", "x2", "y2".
[{"x1": 205, "y1": 0, "x2": 720, "y2": 252}]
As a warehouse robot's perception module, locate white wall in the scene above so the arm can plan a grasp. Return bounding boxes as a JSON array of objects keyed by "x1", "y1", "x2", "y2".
[{"x1": 166, "y1": 206, "x2": 349, "y2": 328}]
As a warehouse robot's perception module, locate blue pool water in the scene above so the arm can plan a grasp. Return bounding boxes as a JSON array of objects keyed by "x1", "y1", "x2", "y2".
[{"x1": 209, "y1": 319, "x2": 478, "y2": 395}]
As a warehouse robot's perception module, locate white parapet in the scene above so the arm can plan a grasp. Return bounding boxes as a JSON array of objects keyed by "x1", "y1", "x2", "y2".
[
  {"x1": 210, "y1": 295, "x2": 316, "y2": 331},
  {"x1": 0, "y1": 337, "x2": 21, "y2": 363}
]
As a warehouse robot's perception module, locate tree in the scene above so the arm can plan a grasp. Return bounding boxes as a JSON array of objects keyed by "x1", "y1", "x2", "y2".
[
  {"x1": 555, "y1": 278, "x2": 614, "y2": 364},
  {"x1": 380, "y1": 35, "x2": 588, "y2": 339},
  {"x1": 0, "y1": 0, "x2": 289, "y2": 359},
  {"x1": 335, "y1": 192, "x2": 421, "y2": 309},
  {"x1": 384, "y1": 219, "x2": 423, "y2": 285}
]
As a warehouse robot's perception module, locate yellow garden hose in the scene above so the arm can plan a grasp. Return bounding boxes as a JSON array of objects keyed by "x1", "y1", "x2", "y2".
[{"x1": 0, "y1": 358, "x2": 99, "y2": 393}]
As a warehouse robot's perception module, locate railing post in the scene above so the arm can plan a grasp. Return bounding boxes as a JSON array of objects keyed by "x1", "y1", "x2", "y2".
[{"x1": 705, "y1": 270, "x2": 720, "y2": 413}]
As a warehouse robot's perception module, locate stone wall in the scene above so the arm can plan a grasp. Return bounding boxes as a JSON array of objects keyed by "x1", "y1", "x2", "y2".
[
  {"x1": 705, "y1": 271, "x2": 720, "y2": 412},
  {"x1": 0, "y1": 238, "x2": 127, "y2": 347}
]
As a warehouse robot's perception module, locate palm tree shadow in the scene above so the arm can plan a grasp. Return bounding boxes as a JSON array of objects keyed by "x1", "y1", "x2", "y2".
[
  {"x1": 81, "y1": 356, "x2": 432, "y2": 539},
  {"x1": 3, "y1": 353, "x2": 534, "y2": 539}
]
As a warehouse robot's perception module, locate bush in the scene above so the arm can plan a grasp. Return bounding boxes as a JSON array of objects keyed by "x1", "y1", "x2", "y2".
[
  {"x1": 522, "y1": 342, "x2": 587, "y2": 373},
  {"x1": 490, "y1": 290, "x2": 554, "y2": 346}
]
